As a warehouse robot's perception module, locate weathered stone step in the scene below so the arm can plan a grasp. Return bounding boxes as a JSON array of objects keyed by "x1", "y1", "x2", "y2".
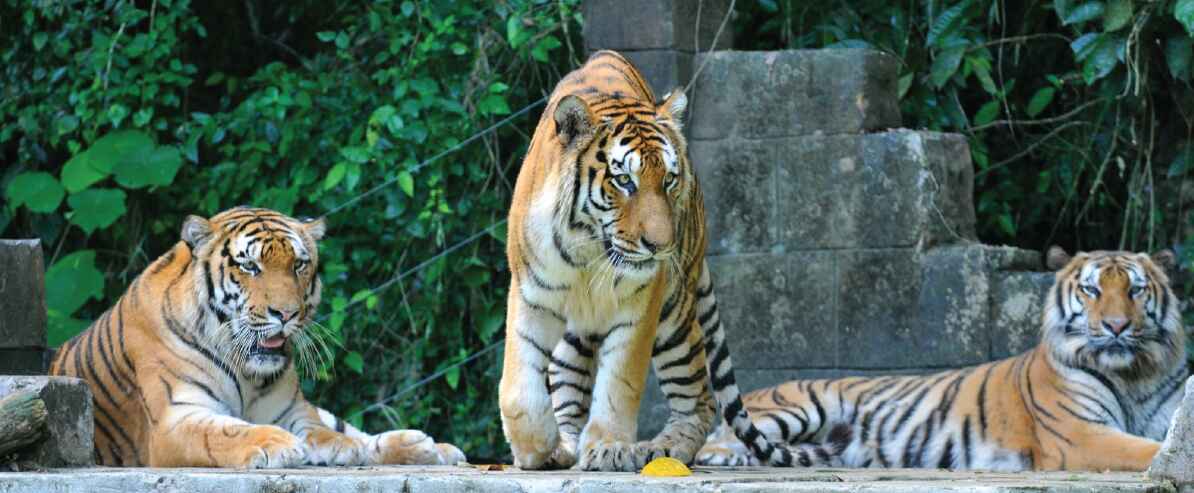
[
  {"x1": 0, "y1": 466, "x2": 1166, "y2": 493},
  {"x1": 688, "y1": 50, "x2": 902, "y2": 141},
  {"x1": 697, "y1": 130, "x2": 976, "y2": 256}
]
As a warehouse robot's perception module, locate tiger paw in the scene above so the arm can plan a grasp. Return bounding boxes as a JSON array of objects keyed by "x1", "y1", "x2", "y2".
[
  {"x1": 374, "y1": 430, "x2": 444, "y2": 465},
  {"x1": 546, "y1": 440, "x2": 578, "y2": 469},
  {"x1": 303, "y1": 429, "x2": 365, "y2": 466},
  {"x1": 576, "y1": 440, "x2": 650, "y2": 472},
  {"x1": 237, "y1": 425, "x2": 307, "y2": 469},
  {"x1": 695, "y1": 443, "x2": 759, "y2": 467},
  {"x1": 503, "y1": 412, "x2": 560, "y2": 469},
  {"x1": 435, "y1": 443, "x2": 467, "y2": 465}
]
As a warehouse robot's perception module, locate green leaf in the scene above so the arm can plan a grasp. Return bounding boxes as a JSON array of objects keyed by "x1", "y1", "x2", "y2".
[
  {"x1": 401, "y1": 1, "x2": 415, "y2": 17},
  {"x1": 531, "y1": 36, "x2": 561, "y2": 62},
  {"x1": 1103, "y1": 0, "x2": 1132, "y2": 31},
  {"x1": 478, "y1": 94, "x2": 511, "y2": 115},
  {"x1": 398, "y1": 171, "x2": 414, "y2": 197},
  {"x1": 968, "y1": 56, "x2": 997, "y2": 94},
  {"x1": 974, "y1": 101, "x2": 1000, "y2": 126},
  {"x1": 506, "y1": 15, "x2": 530, "y2": 48},
  {"x1": 324, "y1": 162, "x2": 347, "y2": 190},
  {"x1": 1168, "y1": 36, "x2": 1193, "y2": 81},
  {"x1": 930, "y1": 46, "x2": 966, "y2": 88},
  {"x1": 67, "y1": 188, "x2": 127, "y2": 234},
  {"x1": 335, "y1": 32, "x2": 349, "y2": 50},
  {"x1": 45, "y1": 250, "x2": 105, "y2": 315},
  {"x1": 343, "y1": 351, "x2": 364, "y2": 374},
  {"x1": 897, "y1": 73, "x2": 914, "y2": 99},
  {"x1": 1061, "y1": 1, "x2": 1105, "y2": 25},
  {"x1": 316, "y1": 31, "x2": 336, "y2": 42},
  {"x1": 996, "y1": 213, "x2": 1016, "y2": 237},
  {"x1": 132, "y1": 108, "x2": 153, "y2": 127},
  {"x1": 54, "y1": 115, "x2": 79, "y2": 136},
  {"x1": 1177, "y1": 0, "x2": 1194, "y2": 36},
  {"x1": 1026, "y1": 87, "x2": 1056, "y2": 117},
  {"x1": 340, "y1": 146, "x2": 370, "y2": 164},
  {"x1": 47, "y1": 313, "x2": 89, "y2": 348},
  {"x1": 1081, "y1": 34, "x2": 1122, "y2": 84},
  {"x1": 113, "y1": 145, "x2": 182, "y2": 189},
  {"x1": 107, "y1": 104, "x2": 129, "y2": 127},
  {"x1": 451, "y1": 42, "x2": 468, "y2": 55},
  {"x1": 61, "y1": 151, "x2": 109, "y2": 193},
  {"x1": 32, "y1": 32, "x2": 48, "y2": 51},
  {"x1": 926, "y1": 0, "x2": 972, "y2": 47},
  {"x1": 445, "y1": 364, "x2": 460, "y2": 389},
  {"x1": 87, "y1": 130, "x2": 152, "y2": 174},
  {"x1": 1070, "y1": 32, "x2": 1100, "y2": 61},
  {"x1": 6, "y1": 172, "x2": 65, "y2": 213}
]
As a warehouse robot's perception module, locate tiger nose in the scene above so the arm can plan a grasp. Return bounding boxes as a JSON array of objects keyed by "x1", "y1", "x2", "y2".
[
  {"x1": 268, "y1": 307, "x2": 297, "y2": 323},
  {"x1": 1102, "y1": 317, "x2": 1130, "y2": 335}
]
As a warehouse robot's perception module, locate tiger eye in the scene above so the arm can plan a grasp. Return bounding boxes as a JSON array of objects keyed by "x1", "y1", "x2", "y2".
[{"x1": 616, "y1": 174, "x2": 631, "y2": 185}]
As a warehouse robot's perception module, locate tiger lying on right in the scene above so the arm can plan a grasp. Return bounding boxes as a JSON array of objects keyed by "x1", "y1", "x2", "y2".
[{"x1": 697, "y1": 247, "x2": 1190, "y2": 471}]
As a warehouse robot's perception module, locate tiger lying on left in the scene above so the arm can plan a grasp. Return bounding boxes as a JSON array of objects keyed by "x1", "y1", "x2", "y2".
[{"x1": 49, "y1": 206, "x2": 465, "y2": 468}]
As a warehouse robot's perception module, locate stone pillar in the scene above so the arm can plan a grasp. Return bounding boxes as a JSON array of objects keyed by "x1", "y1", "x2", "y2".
[
  {"x1": 582, "y1": 0, "x2": 732, "y2": 95},
  {"x1": 0, "y1": 240, "x2": 48, "y2": 375}
]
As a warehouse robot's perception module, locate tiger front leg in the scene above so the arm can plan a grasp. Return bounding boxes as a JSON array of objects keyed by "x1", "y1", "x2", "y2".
[
  {"x1": 500, "y1": 287, "x2": 568, "y2": 469},
  {"x1": 576, "y1": 318, "x2": 658, "y2": 471},
  {"x1": 300, "y1": 407, "x2": 466, "y2": 466},
  {"x1": 548, "y1": 332, "x2": 597, "y2": 468},
  {"x1": 645, "y1": 317, "x2": 719, "y2": 465},
  {"x1": 149, "y1": 406, "x2": 306, "y2": 468}
]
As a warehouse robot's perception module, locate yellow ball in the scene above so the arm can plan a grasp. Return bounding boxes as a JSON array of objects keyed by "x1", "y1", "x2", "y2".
[{"x1": 641, "y1": 456, "x2": 692, "y2": 477}]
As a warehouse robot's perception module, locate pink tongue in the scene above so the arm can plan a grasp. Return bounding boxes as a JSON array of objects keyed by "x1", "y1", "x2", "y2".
[{"x1": 259, "y1": 335, "x2": 286, "y2": 349}]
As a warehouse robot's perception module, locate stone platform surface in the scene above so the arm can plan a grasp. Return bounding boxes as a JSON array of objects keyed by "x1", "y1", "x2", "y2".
[{"x1": 0, "y1": 466, "x2": 1171, "y2": 493}]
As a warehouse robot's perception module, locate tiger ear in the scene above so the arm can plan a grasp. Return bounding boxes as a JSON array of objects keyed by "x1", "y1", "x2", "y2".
[
  {"x1": 553, "y1": 95, "x2": 595, "y2": 149},
  {"x1": 1151, "y1": 249, "x2": 1177, "y2": 272},
  {"x1": 1046, "y1": 245, "x2": 1071, "y2": 271},
  {"x1": 302, "y1": 216, "x2": 326, "y2": 241},
  {"x1": 658, "y1": 88, "x2": 687, "y2": 123},
  {"x1": 181, "y1": 215, "x2": 214, "y2": 249}
]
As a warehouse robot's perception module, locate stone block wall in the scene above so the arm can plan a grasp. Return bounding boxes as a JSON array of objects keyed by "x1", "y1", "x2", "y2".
[
  {"x1": 582, "y1": 0, "x2": 732, "y2": 93},
  {"x1": 579, "y1": 2, "x2": 1059, "y2": 437},
  {"x1": 0, "y1": 240, "x2": 49, "y2": 375}
]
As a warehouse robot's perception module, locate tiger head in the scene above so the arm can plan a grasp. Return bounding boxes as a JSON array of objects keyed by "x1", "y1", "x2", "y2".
[
  {"x1": 181, "y1": 207, "x2": 325, "y2": 378},
  {"x1": 1042, "y1": 247, "x2": 1184, "y2": 379},
  {"x1": 552, "y1": 88, "x2": 691, "y2": 275}
]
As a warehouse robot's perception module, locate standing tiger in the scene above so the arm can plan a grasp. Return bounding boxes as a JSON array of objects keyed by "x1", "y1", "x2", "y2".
[
  {"x1": 500, "y1": 50, "x2": 825, "y2": 472},
  {"x1": 697, "y1": 248, "x2": 1189, "y2": 471},
  {"x1": 49, "y1": 206, "x2": 464, "y2": 468}
]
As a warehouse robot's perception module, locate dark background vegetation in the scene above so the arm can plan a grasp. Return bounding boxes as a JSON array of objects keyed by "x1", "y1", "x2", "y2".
[{"x1": 3, "y1": 0, "x2": 1193, "y2": 459}]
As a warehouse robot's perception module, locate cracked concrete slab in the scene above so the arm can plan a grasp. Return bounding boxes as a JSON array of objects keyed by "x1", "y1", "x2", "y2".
[{"x1": 0, "y1": 466, "x2": 1170, "y2": 493}]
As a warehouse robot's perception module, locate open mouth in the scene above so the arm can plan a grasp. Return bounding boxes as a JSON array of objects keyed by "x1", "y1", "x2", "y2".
[{"x1": 251, "y1": 334, "x2": 288, "y2": 356}]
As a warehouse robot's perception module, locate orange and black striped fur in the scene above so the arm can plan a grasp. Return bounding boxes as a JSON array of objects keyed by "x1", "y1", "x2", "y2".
[
  {"x1": 697, "y1": 248, "x2": 1189, "y2": 471},
  {"x1": 500, "y1": 51, "x2": 827, "y2": 471},
  {"x1": 49, "y1": 207, "x2": 464, "y2": 468}
]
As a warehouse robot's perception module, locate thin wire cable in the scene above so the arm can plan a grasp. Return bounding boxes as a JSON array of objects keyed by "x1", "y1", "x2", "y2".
[
  {"x1": 316, "y1": 219, "x2": 507, "y2": 322},
  {"x1": 347, "y1": 341, "x2": 502, "y2": 421},
  {"x1": 684, "y1": 0, "x2": 735, "y2": 95},
  {"x1": 321, "y1": 97, "x2": 546, "y2": 218}
]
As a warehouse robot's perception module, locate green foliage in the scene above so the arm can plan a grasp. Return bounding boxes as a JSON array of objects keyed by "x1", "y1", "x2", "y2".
[
  {"x1": 2, "y1": 0, "x2": 581, "y2": 460},
  {"x1": 735, "y1": 0, "x2": 1194, "y2": 256}
]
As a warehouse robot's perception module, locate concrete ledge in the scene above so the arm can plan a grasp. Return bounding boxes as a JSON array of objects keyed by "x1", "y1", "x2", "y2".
[{"x1": 0, "y1": 466, "x2": 1167, "y2": 493}]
